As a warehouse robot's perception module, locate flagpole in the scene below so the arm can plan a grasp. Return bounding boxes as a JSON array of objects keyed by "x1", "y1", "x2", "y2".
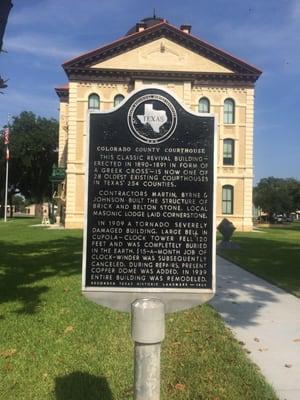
[
  {"x1": 4, "y1": 114, "x2": 10, "y2": 222},
  {"x1": 4, "y1": 150, "x2": 9, "y2": 222}
]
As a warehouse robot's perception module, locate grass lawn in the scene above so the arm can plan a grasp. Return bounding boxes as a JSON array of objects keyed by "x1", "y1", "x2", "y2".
[
  {"x1": 218, "y1": 222, "x2": 300, "y2": 298},
  {"x1": 0, "y1": 218, "x2": 278, "y2": 400}
]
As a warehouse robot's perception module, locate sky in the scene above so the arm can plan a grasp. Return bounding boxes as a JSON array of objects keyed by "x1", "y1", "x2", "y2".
[{"x1": 0, "y1": 0, "x2": 299, "y2": 184}]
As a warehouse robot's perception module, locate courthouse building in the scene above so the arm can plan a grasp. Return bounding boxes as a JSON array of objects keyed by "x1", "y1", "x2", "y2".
[{"x1": 55, "y1": 16, "x2": 261, "y2": 230}]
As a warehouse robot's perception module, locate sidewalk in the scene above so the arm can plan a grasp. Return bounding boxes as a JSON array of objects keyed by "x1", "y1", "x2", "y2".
[{"x1": 210, "y1": 256, "x2": 300, "y2": 400}]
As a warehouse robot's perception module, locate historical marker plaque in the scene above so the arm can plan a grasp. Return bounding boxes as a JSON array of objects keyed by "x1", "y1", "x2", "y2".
[{"x1": 82, "y1": 88, "x2": 216, "y2": 312}]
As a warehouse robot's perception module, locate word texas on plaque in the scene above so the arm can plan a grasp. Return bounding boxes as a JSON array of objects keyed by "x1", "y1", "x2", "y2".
[{"x1": 82, "y1": 87, "x2": 216, "y2": 313}]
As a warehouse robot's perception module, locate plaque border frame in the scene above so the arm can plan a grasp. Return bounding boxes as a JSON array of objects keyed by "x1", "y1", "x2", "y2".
[{"x1": 82, "y1": 86, "x2": 217, "y2": 313}]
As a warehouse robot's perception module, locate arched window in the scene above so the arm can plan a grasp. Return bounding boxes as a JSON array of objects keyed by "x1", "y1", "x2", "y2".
[
  {"x1": 88, "y1": 93, "x2": 100, "y2": 110},
  {"x1": 223, "y1": 139, "x2": 235, "y2": 165},
  {"x1": 222, "y1": 185, "x2": 234, "y2": 214},
  {"x1": 198, "y1": 97, "x2": 210, "y2": 113},
  {"x1": 114, "y1": 94, "x2": 125, "y2": 107},
  {"x1": 224, "y1": 98, "x2": 235, "y2": 124}
]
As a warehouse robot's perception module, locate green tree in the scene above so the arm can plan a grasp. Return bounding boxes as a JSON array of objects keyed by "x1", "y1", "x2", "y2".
[
  {"x1": 0, "y1": 111, "x2": 58, "y2": 209},
  {"x1": 253, "y1": 177, "x2": 299, "y2": 220},
  {"x1": 286, "y1": 178, "x2": 300, "y2": 212},
  {"x1": 12, "y1": 193, "x2": 25, "y2": 212}
]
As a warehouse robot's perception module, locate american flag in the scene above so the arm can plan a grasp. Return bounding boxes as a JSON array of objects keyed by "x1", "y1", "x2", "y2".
[{"x1": 3, "y1": 127, "x2": 10, "y2": 145}]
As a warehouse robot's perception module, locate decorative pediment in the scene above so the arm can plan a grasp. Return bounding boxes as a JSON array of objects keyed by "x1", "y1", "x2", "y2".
[
  {"x1": 90, "y1": 38, "x2": 234, "y2": 74},
  {"x1": 63, "y1": 22, "x2": 261, "y2": 83}
]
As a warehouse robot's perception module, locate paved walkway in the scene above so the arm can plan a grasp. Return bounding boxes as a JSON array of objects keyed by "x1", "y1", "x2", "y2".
[{"x1": 210, "y1": 256, "x2": 300, "y2": 400}]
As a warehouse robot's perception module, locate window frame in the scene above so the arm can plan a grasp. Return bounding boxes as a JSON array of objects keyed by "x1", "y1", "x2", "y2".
[
  {"x1": 114, "y1": 94, "x2": 125, "y2": 107},
  {"x1": 223, "y1": 138, "x2": 235, "y2": 166},
  {"x1": 224, "y1": 98, "x2": 235, "y2": 124},
  {"x1": 198, "y1": 97, "x2": 210, "y2": 113},
  {"x1": 88, "y1": 93, "x2": 100, "y2": 110},
  {"x1": 222, "y1": 185, "x2": 234, "y2": 215}
]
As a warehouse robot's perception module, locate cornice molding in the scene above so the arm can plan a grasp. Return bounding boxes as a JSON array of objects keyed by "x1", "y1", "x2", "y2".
[
  {"x1": 55, "y1": 87, "x2": 69, "y2": 101},
  {"x1": 66, "y1": 68, "x2": 256, "y2": 88}
]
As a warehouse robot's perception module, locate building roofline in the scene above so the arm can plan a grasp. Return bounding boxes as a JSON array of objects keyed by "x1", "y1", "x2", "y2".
[
  {"x1": 55, "y1": 84, "x2": 69, "y2": 90},
  {"x1": 62, "y1": 21, "x2": 262, "y2": 78}
]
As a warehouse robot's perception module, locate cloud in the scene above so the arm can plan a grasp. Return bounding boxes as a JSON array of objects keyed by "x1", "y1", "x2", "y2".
[
  {"x1": 9, "y1": 0, "x2": 89, "y2": 28},
  {"x1": 290, "y1": 0, "x2": 300, "y2": 19},
  {"x1": 210, "y1": 4, "x2": 300, "y2": 76},
  {"x1": 6, "y1": 0, "x2": 136, "y2": 61},
  {"x1": 0, "y1": 89, "x2": 58, "y2": 127},
  {"x1": 6, "y1": 34, "x2": 81, "y2": 60},
  {"x1": 9, "y1": 0, "x2": 131, "y2": 31},
  {"x1": 3, "y1": 88, "x2": 57, "y2": 110}
]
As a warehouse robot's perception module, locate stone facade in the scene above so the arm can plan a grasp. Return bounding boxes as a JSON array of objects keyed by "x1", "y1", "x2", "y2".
[{"x1": 55, "y1": 17, "x2": 261, "y2": 230}]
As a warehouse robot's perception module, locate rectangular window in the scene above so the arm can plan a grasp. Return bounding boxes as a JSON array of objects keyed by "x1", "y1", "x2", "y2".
[
  {"x1": 224, "y1": 111, "x2": 233, "y2": 124},
  {"x1": 222, "y1": 186, "x2": 233, "y2": 214},
  {"x1": 223, "y1": 139, "x2": 235, "y2": 165},
  {"x1": 224, "y1": 99, "x2": 235, "y2": 124}
]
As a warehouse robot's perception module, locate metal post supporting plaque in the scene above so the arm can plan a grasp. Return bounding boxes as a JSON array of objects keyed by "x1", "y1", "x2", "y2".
[{"x1": 131, "y1": 298, "x2": 165, "y2": 400}]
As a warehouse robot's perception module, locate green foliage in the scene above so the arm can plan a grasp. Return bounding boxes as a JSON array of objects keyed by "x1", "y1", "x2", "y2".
[
  {"x1": 0, "y1": 111, "x2": 58, "y2": 204},
  {"x1": 12, "y1": 194, "x2": 25, "y2": 212},
  {"x1": 253, "y1": 176, "x2": 300, "y2": 217},
  {"x1": 0, "y1": 219, "x2": 278, "y2": 400},
  {"x1": 286, "y1": 178, "x2": 300, "y2": 211}
]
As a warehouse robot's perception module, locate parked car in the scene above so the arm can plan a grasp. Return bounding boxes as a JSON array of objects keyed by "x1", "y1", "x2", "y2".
[{"x1": 274, "y1": 215, "x2": 285, "y2": 223}]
